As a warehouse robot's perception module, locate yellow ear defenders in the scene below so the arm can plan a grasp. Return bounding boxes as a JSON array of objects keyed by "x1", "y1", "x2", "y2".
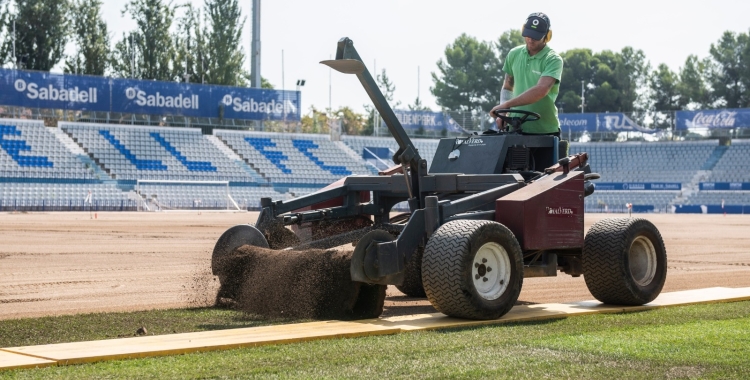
[{"x1": 521, "y1": 25, "x2": 552, "y2": 43}]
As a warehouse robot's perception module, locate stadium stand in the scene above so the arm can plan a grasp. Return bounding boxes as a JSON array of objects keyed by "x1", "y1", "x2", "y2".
[
  {"x1": 704, "y1": 141, "x2": 750, "y2": 183},
  {"x1": 569, "y1": 141, "x2": 717, "y2": 183},
  {"x1": 0, "y1": 118, "x2": 95, "y2": 180},
  {"x1": 1, "y1": 115, "x2": 749, "y2": 213},
  {"x1": 342, "y1": 135, "x2": 439, "y2": 170},
  {"x1": 215, "y1": 130, "x2": 372, "y2": 185},
  {"x1": 61, "y1": 123, "x2": 253, "y2": 182}
]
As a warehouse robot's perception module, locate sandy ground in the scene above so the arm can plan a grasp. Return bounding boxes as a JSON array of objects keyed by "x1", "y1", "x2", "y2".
[{"x1": 1, "y1": 211, "x2": 749, "y2": 320}]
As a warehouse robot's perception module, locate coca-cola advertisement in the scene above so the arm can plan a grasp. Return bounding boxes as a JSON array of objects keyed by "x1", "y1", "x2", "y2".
[{"x1": 676, "y1": 109, "x2": 750, "y2": 130}]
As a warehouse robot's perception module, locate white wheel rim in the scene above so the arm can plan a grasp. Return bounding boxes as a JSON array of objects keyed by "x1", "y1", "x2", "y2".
[
  {"x1": 629, "y1": 236, "x2": 657, "y2": 287},
  {"x1": 472, "y1": 242, "x2": 511, "y2": 300}
]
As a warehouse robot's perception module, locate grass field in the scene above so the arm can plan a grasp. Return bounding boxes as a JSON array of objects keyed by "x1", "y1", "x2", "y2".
[{"x1": 2, "y1": 301, "x2": 749, "y2": 379}]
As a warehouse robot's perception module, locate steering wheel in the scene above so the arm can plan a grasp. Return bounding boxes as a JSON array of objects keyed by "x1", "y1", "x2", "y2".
[{"x1": 492, "y1": 109, "x2": 541, "y2": 131}]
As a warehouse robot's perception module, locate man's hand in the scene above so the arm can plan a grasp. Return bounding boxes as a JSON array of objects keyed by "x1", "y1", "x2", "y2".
[
  {"x1": 490, "y1": 76, "x2": 557, "y2": 117},
  {"x1": 495, "y1": 117, "x2": 506, "y2": 131}
]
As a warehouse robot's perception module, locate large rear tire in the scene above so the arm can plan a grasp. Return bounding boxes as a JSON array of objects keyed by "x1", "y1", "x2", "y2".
[
  {"x1": 422, "y1": 220, "x2": 523, "y2": 320},
  {"x1": 583, "y1": 218, "x2": 667, "y2": 305}
]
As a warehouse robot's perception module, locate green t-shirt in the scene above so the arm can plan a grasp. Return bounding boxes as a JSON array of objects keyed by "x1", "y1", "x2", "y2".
[{"x1": 502, "y1": 45, "x2": 563, "y2": 134}]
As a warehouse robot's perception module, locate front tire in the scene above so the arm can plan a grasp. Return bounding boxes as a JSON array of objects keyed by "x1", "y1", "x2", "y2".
[
  {"x1": 583, "y1": 218, "x2": 667, "y2": 305},
  {"x1": 422, "y1": 220, "x2": 523, "y2": 320}
]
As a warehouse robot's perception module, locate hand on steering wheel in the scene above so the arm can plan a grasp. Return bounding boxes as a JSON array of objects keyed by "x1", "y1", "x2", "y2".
[{"x1": 492, "y1": 109, "x2": 541, "y2": 124}]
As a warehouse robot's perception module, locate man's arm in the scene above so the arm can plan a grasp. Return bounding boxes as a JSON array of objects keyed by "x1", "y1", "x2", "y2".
[
  {"x1": 490, "y1": 76, "x2": 556, "y2": 115},
  {"x1": 500, "y1": 75, "x2": 514, "y2": 104}
]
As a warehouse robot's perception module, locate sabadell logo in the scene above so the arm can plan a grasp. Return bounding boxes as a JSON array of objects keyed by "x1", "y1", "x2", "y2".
[
  {"x1": 222, "y1": 94, "x2": 297, "y2": 115},
  {"x1": 125, "y1": 87, "x2": 198, "y2": 109},
  {"x1": 14, "y1": 78, "x2": 98, "y2": 103}
]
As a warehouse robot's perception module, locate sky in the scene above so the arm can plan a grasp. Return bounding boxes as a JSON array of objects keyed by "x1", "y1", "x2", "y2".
[{"x1": 93, "y1": 0, "x2": 750, "y2": 115}]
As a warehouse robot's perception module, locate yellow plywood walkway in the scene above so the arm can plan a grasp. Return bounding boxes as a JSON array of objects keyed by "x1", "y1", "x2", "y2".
[{"x1": 2, "y1": 287, "x2": 750, "y2": 371}]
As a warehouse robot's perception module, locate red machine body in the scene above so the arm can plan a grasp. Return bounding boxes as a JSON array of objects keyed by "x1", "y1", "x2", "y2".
[{"x1": 495, "y1": 170, "x2": 584, "y2": 251}]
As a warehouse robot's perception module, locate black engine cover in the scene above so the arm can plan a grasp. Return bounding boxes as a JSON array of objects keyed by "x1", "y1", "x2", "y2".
[{"x1": 429, "y1": 134, "x2": 558, "y2": 175}]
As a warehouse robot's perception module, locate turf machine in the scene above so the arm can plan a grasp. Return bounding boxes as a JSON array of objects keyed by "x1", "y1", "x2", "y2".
[{"x1": 212, "y1": 37, "x2": 667, "y2": 320}]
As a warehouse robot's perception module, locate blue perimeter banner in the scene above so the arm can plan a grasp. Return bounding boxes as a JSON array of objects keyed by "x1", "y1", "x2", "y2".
[
  {"x1": 0, "y1": 68, "x2": 300, "y2": 121},
  {"x1": 558, "y1": 113, "x2": 656, "y2": 133},
  {"x1": 386, "y1": 110, "x2": 463, "y2": 133},
  {"x1": 676, "y1": 109, "x2": 750, "y2": 130},
  {"x1": 595, "y1": 182, "x2": 681, "y2": 191},
  {"x1": 699, "y1": 182, "x2": 750, "y2": 191},
  {"x1": 559, "y1": 113, "x2": 597, "y2": 132}
]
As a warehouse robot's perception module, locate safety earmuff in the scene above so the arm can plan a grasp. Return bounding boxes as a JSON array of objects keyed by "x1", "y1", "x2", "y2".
[
  {"x1": 521, "y1": 24, "x2": 552, "y2": 44},
  {"x1": 522, "y1": 24, "x2": 552, "y2": 43}
]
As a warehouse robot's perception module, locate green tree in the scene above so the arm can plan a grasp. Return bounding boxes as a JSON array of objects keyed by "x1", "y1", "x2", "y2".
[
  {"x1": 173, "y1": 3, "x2": 206, "y2": 83},
  {"x1": 64, "y1": 0, "x2": 109, "y2": 75},
  {"x1": 706, "y1": 30, "x2": 750, "y2": 108},
  {"x1": 377, "y1": 68, "x2": 399, "y2": 107},
  {"x1": 431, "y1": 34, "x2": 503, "y2": 112},
  {"x1": 300, "y1": 106, "x2": 329, "y2": 134},
  {"x1": 0, "y1": 1, "x2": 8, "y2": 66},
  {"x1": 333, "y1": 106, "x2": 365, "y2": 135},
  {"x1": 111, "y1": 0, "x2": 176, "y2": 80},
  {"x1": 495, "y1": 29, "x2": 524, "y2": 68},
  {"x1": 649, "y1": 63, "x2": 684, "y2": 129},
  {"x1": 615, "y1": 47, "x2": 650, "y2": 112},
  {"x1": 558, "y1": 49, "x2": 594, "y2": 112},
  {"x1": 408, "y1": 97, "x2": 431, "y2": 111},
  {"x1": 677, "y1": 55, "x2": 711, "y2": 110},
  {"x1": 203, "y1": 0, "x2": 246, "y2": 86},
  {"x1": 363, "y1": 68, "x2": 399, "y2": 135},
  {"x1": 558, "y1": 47, "x2": 649, "y2": 114},
  {"x1": 1, "y1": 0, "x2": 70, "y2": 71},
  {"x1": 111, "y1": 31, "x2": 141, "y2": 78}
]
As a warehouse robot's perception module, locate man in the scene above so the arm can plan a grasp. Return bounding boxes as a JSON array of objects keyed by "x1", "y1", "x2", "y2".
[{"x1": 490, "y1": 12, "x2": 563, "y2": 136}]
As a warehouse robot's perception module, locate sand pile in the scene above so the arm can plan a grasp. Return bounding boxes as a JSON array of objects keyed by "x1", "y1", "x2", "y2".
[{"x1": 215, "y1": 245, "x2": 386, "y2": 320}]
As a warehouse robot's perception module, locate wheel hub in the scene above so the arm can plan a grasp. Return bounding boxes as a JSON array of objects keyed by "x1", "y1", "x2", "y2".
[
  {"x1": 629, "y1": 236, "x2": 657, "y2": 287},
  {"x1": 473, "y1": 242, "x2": 511, "y2": 300}
]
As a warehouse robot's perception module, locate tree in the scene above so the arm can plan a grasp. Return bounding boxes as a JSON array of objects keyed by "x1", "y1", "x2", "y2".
[
  {"x1": 173, "y1": 3, "x2": 206, "y2": 83},
  {"x1": 203, "y1": 0, "x2": 246, "y2": 86},
  {"x1": 677, "y1": 55, "x2": 711, "y2": 110},
  {"x1": 363, "y1": 68, "x2": 399, "y2": 135},
  {"x1": 408, "y1": 97, "x2": 431, "y2": 111},
  {"x1": 333, "y1": 106, "x2": 365, "y2": 135},
  {"x1": 377, "y1": 68, "x2": 399, "y2": 107},
  {"x1": 649, "y1": 63, "x2": 684, "y2": 129},
  {"x1": 614, "y1": 47, "x2": 650, "y2": 113},
  {"x1": 558, "y1": 47, "x2": 649, "y2": 114},
  {"x1": 111, "y1": 31, "x2": 142, "y2": 78},
  {"x1": 431, "y1": 34, "x2": 503, "y2": 112},
  {"x1": 111, "y1": 0, "x2": 176, "y2": 80},
  {"x1": 558, "y1": 49, "x2": 595, "y2": 112},
  {"x1": 706, "y1": 31, "x2": 750, "y2": 108},
  {"x1": 64, "y1": 0, "x2": 109, "y2": 75},
  {"x1": 495, "y1": 29, "x2": 524, "y2": 68},
  {"x1": 0, "y1": 1, "x2": 8, "y2": 66},
  {"x1": 300, "y1": 106, "x2": 329, "y2": 134},
  {"x1": 1, "y1": 0, "x2": 70, "y2": 71}
]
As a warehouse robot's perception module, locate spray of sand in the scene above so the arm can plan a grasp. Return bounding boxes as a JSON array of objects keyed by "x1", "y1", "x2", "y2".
[{"x1": 215, "y1": 245, "x2": 386, "y2": 320}]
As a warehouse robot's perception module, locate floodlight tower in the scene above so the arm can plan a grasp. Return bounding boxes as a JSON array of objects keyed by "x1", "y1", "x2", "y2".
[
  {"x1": 251, "y1": 0, "x2": 261, "y2": 89},
  {"x1": 251, "y1": 0, "x2": 263, "y2": 130}
]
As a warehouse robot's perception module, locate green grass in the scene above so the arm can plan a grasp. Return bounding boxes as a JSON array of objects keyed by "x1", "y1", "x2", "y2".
[
  {"x1": 0, "y1": 308, "x2": 295, "y2": 348},
  {"x1": 2, "y1": 301, "x2": 750, "y2": 379}
]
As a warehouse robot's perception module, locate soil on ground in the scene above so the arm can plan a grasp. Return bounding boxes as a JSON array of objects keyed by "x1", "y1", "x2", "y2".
[{"x1": 1, "y1": 212, "x2": 750, "y2": 320}]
